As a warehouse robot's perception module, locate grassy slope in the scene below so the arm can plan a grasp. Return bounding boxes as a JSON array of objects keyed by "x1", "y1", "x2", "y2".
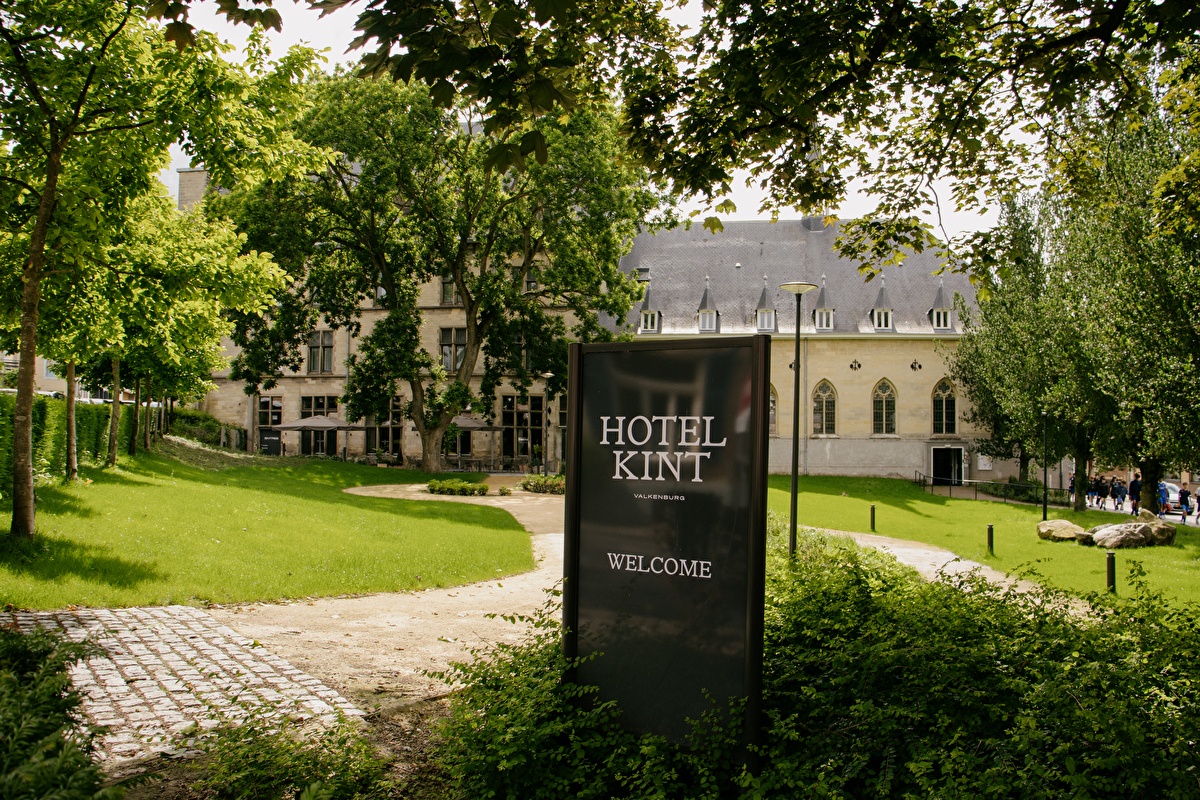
[
  {"x1": 770, "y1": 475, "x2": 1200, "y2": 604},
  {"x1": 0, "y1": 443, "x2": 532, "y2": 610}
]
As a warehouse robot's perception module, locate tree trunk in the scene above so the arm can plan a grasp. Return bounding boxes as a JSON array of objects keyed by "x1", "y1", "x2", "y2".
[
  {"x1": 421, "y1": 426, "x2": 447, "y2": 473},
  {"x1": 142, "y1": 378, "x2": 151, "y2": 451},
  {"x1": 128, "y1": 377, "x2": 140, "y2": 457},
  {"x1": 1140, "y1": 458, "x2": 1164, "y2": 515},
  {"x1": 1072, "y1": 431, "x2": 1089, "y2": 512},
  {"x1": 107, "y1": 358, "x2": 121, "y2": 467},
  {"x1": 9, "y1": 151, "x2": 63, "y2": 537},
  {"x1": 65, "y1": 362, "x2": 78, "y2": 481},
  {"x1": 166, "y1": 398, "x2": 173, "y2": 434},
  {"x1": 1017, "y1": 445, "x2": 1031, "y2": 484}
]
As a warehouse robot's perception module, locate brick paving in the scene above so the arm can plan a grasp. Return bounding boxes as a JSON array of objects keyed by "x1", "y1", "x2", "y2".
[{"x1": 3, "y1": 605, "x2": 362, "y2": 767}]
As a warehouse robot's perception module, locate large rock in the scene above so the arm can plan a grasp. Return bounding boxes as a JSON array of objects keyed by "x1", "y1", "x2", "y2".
[
  {"x1": 1038, "y1": 519, "x2": 1086, "y2": 541},
  {"x1": 1075, "y1": 530, "x2": 1095, "y2": 546},
  {"x1": 1092, "y1": 522, "x2": 1152, "y2": 549},
  {"x1": 1131, "y1": 509, "x2": 1177, "y2": 545}
]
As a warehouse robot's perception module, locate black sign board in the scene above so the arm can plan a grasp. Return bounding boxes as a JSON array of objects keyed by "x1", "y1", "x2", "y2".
[
  {"x1": 563, "y1": 336, "x2": 769, "y2": 743},
  {"x1": 259, "y1": 428, "x2": 281, "y2": 456}
]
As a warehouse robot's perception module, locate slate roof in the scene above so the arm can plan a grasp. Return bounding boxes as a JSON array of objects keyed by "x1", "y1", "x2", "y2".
[{"x1": 619, "y1": 218, "x2": 975, "y2": 335}]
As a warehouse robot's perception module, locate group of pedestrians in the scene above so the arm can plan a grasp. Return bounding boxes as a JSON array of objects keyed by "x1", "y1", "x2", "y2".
[{"x1": 1068, "y1": 472, "x2": 1198, "y2": 524}]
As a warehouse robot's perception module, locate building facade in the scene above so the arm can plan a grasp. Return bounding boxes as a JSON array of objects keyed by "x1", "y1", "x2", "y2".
[{"x1": 184, "y1": 166, "x2": 1015, "y2": 480}]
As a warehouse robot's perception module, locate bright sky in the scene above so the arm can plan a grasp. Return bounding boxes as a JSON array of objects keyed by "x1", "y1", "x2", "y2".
[{"x1": 164, "y1": 1, "x2": 997, "y2": 239}]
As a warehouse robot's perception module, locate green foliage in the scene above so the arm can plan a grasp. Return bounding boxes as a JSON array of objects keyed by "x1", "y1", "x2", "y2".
[
  {"x1": 427, "y1": 479, "x2": 488, "y2": 496},
  {"x1": 169, "y1": 407, "x2": 244, "y2": 449},
  {"x1": 497, "y1": 485, "x2": 512, "y2": 496},
  {"x1": 0, "y1": 396, "x2": 122, "y2": 498},
  {"x1": 434, "y1": 592, "x2": 744, "y2": 800},
  {"x1": 195, "y1": 715, "x2": 391, "y2": 800},
  {"x1": 518, "y1": 473, "x2": 565, "y2": 494},
  {"x1": 0, "y1": 627, "x2": 118, "y2": 800},
  {"x1": 436, "y1": 518, "x2": 1200, "y2": 798}
]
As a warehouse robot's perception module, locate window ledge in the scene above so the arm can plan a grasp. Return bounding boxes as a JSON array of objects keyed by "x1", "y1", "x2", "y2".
[
  {"x1": 930, "y1": 433, "x2": 961, "y2": 439},
  {"x1": 870, "y1": 433, "x2": 901, "y2": 439},
  {"x1": 810, "y1": 434, "x2": 840, "y2": 439}
]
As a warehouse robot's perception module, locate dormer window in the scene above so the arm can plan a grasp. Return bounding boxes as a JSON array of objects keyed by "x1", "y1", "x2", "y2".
[
  {"x1": 755, "y1": 276, "x2": 776, "y2": 332},
  {"x1": 929, "y1": 279, "x2": 952, "y2": 331},
  {"x1": 641, "y1": 310, "x2": 659, "y2": 332},
  {"x1": 697, "y1": 275, "x2": 719, "y2": 333},
  {"x1": 815, "y1": 309, "x2": 833, "y2": 330},
  {"x1": 872, "y1": 308, "x2": 892, "y2": 330},
  {"x1": 932, "y1": 309, "x2": 950, "y2": 329}
]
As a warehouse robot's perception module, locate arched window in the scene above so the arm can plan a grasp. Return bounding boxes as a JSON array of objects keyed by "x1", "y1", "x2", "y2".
[
  {"x1": 933, "y1": 379, "x2": 956, "y2": 434},
  {"x1": 769, "y1": 387, "x2": 778, "y2": 437},
  {"x1": 812, "y1": 380, "x2": 836, "y2": 435},
  {"x1": 873, "y1": 380, "x2": 896, "y2": 434}
]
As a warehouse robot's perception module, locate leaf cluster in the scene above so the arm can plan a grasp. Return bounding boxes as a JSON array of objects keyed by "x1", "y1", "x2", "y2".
[{"x1": 0, "y1": 627, "x2": 118, "y2": 800}]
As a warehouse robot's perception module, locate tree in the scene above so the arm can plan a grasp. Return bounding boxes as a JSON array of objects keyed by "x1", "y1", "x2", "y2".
[
  {"x1": 0, "y1": 1, "x2": 319, "y2": 537},
  {"x1": 214, "y1": 74, "x2": 669, "y2": 468},
  {"x1": 1052, "y1": 112, "x2": 1200, "y2": 511}
]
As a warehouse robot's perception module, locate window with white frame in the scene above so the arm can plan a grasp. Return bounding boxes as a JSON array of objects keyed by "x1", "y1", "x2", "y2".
[
  {"x1": 932, "y1": 309, "x2": 951, "y2": 329},
  {"x1": 872, "y1": 308, "x2": 892, "y2": 330},
  {"x1": 933, "y1": 379, "x2": 957, "y2": 434},
  {"x1": 872, "y1": 380, "x2": 896, "y2": 434},
  {"x1": 812, "y1": 380, "x2": 837, "y2": 435},
  {"x1": 640, "y1": 310, "x2": 659, "y2": 332},
  {"x1": 756, "y1": 308, "x2": 776, "y2": 331},
  {"x1": 698, "y1": 309, "x2": 718, "y2": 332},
  {"x1": 769, "y1": 388, "x2": 777, "y2": 436},
  {"x1": 815, "y1": 309, "x2": 833, "y2": 330}
]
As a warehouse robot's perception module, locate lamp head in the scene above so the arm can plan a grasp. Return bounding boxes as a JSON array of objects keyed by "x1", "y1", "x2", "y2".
[{"x1": 779, "y1": 281, "x2": 819, "y2": 295}]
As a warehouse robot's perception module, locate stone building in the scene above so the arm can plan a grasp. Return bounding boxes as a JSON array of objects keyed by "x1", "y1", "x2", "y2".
[
  {"x1": 622, "y1": 219, "x2": 1007, "y2": 481},
  {"x1": 185, "y1": 167, "x2": 1017, "y2": 480}
]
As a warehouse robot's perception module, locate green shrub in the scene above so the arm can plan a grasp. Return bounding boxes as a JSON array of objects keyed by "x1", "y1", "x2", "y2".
[
  {"x1": 0, "y1": 396, "x2": 126, "y2": 499},
  {"x1": 0, "y1": 628, "x2": 119, "y2": 799},
  {"x1": 434, "y1": 515, "x2": 1200, "y2": 799},
  {"x1": 195, "y1": 714, "x2": 391, "y2": 799},
  {"x1": 169, "y1": 407, "x2": 243, "y2": 449},
  {"x1": 497, "y1": 486, "x2": 512, "y2": 496},
  {"x1": 518, "y1": 474, "x2": 565, "y2": 494},
  {"x1": 427, "y1": 479, "x2": 488, "y2": 496}
]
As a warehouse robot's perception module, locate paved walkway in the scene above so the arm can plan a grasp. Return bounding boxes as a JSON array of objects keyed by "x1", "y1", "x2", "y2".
[{"x1": 3, "y1": 605, "x2": 360, "y2": 769}]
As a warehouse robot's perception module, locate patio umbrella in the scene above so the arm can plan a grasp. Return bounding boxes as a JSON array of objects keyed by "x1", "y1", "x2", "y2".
[{"x1": 273, "y1": 415, "x2": 364, "y2": 431}]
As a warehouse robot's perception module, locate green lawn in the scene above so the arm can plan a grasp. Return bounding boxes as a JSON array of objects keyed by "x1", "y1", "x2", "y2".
[
  {"x1": 0, "y1": 442, "x2": 532, "y2": 610},
  {"x1": 772, "y1": 475, "x2": 1200, "y2": 605}
]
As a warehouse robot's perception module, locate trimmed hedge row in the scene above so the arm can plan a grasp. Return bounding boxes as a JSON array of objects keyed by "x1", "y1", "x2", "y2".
[
  {"x1": 0, "y1": 394, "x2": 131, "y2": 499},
  {"x1": 428, "y1": 479, "x2": 489, "y2": 496}
]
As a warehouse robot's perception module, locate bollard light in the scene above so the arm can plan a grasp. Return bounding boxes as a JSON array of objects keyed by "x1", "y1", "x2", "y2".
[{"x1": 987, "y1": 524, "x2": 994, "y2": 556}]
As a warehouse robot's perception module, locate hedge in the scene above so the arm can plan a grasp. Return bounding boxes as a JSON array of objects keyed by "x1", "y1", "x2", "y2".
[
  {"x1": 428, "y1": 479, "x2": 489, "y2": 496},
  {"x1": 0, "y1": 394, "x2": 131, "y2": 500},
  {"x1": 169, "y1": 407, "x2": 245, "y2": 449}
]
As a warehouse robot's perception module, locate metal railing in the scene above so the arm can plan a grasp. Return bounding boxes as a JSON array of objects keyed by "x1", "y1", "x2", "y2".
[{"x1": 913, "y1": 471, "x2": 1071, "y2": 506}]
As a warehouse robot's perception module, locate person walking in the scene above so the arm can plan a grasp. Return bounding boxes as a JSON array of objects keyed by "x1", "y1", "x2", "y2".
[
  {"x1": 1158, "y1": 481, "x2": 1169, "y2": 518},
  {"x1": 1129, "y1": 473, "x2": 1142, "y2": 515},
  {"x1": 1180, "y1": 483, "x2": 1192, "y2": 524}
]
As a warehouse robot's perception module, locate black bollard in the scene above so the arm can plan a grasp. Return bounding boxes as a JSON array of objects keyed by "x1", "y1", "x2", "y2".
[
  {"x1": 987, "y1": 524, "x2": 994, "y2": 556},
  {"x1": 1107, "y1": 550, "x2": 1116, "y2": 594},
  {"x1": 870, "y1": 504, "x2": 876, "y2": 532}
]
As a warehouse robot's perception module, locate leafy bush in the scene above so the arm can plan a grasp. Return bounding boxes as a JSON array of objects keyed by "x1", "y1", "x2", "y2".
[
  {"x1": 497, "y1": 486, "x2": 512, "y2": 496},
  {"x1": 195, "y1": 714, "x2": 391, "y2": 799},
  {"x1": 169, "y1": 407, "x2": 244, "y2": 450},
  {"x1": 427, "y1": 479, "x2": 488, "y2": 496},
  {"x1": 0, "y1": 627, "x2": 119, "y2": 799},
  {"x1": 434, "y1": 515, "x2": 1200, "y2": 799},
  {"x1": 0, "y1": 395, "x2": 124, "y2": 498},
  {"x1": 518, "y1": 474, "x2": 565, "y2": 494}
]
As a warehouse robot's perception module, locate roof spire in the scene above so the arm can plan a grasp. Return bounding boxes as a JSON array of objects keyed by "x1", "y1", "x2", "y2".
[{"x1": 756, "y1": 275, "x2": 772, "y2": 310}]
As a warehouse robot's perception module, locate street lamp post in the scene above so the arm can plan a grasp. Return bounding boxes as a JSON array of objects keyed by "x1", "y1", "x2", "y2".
[
  {"x1": 780, "y1": 280, "x2": 819, "y2": 557},
  {"x1": 1042, "y1": 410, "x2": 1049, "y2": 521}
]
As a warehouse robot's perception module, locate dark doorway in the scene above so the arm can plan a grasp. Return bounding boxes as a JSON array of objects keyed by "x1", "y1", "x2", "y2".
[{"x1": 932, "y1": 447, "x2": 963, "y2": 485}]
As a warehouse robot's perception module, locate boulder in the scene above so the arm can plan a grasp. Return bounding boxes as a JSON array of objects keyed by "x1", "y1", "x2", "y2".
[
  {"x1": 1075, "y1": 530, "x2": 1095, "y2": 546},
  {"x1": 1092, "y1": 522, "x2": 1152, "y2": 549},
  {"x1": 1145, "y1": 518, "x2": 1176, "y2": 546},
  {"x1": 1138, "y1": 509, "x2": 1159, "y2": 524},
  {"x1": 1038, "y1": 519, "x2": 1086, "y2": 541}
]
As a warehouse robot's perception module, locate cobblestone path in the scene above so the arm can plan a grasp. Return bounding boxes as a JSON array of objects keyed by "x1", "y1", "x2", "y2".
[{"x1": 3, "y1": 605, "x2": 361, "y2": 767}]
